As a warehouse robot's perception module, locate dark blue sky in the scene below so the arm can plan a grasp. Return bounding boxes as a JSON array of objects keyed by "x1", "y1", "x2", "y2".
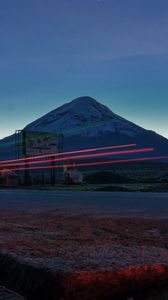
[{"x1": 0, "y1": 0, "x2": 168, "y2": 139}]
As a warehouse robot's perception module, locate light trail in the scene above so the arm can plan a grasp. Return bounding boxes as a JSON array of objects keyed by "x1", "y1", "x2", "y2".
[
  {"x1": 69, "y1": 155, "x2": 168, "y2": 168},
  {"x1": 0, "y1": 143, "x2": 137, "y2": 164},
  {"x1": 0, "y1": 148, "x2": 154, "y2": 168},
  {"x1": 1, "y1": 153, "x2": 167, "y2": 174}
]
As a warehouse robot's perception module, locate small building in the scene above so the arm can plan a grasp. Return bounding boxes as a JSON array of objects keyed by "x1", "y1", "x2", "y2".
[
  {"x1": 63, "y1": 161, "x2": 83, "y2": 184},
  {"x1": 0, "y1": 169, "x2": 19, "y2": 187}
]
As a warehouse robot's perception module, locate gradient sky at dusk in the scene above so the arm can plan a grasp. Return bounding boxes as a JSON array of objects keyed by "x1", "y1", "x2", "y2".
[{"x1": 0, "y1": 0, "x2": 168, "y2": 139}]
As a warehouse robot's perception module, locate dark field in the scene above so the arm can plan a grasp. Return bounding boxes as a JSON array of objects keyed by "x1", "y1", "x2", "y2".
[
  {"x1": 0, "y1": 161, "x2": 168, "y2": 299},
  {"x1": 0, "y1": 208, "x2": 168, "y2": 299}
]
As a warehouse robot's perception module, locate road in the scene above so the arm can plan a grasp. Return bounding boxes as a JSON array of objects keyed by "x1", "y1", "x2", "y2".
[{"x1": 0, "y1": 189, "x2": 168, "y2": 217}]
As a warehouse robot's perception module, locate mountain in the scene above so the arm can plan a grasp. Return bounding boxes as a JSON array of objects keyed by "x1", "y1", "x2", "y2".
[
  {"x1": 26, "y1": 96, "x2": 142, "y2": 137},
  {"x1": 25, "y1": 96, "x2": 168, "y2": 156},
  {"x1": 0, "y1": 96, "x2": 168, "y2": 160}
]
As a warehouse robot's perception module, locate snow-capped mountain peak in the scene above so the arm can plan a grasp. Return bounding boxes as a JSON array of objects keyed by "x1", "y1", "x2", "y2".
[
  {"x1": 25, "y1": 96, "x2": 142, "y2": 137},
  {"x1": 1, "y1": 96, "x2": 168, "y2": 160}
]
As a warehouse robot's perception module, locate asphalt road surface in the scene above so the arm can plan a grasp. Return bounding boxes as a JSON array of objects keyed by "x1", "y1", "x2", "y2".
[{"x1": 0, "y1": 189, "x2": 168, "y2": 218}]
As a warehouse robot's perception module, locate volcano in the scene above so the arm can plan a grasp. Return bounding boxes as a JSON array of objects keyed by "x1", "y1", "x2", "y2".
[
  {"x1": 25, "y1": 96, "x2": 168, "y2": 155},
  {"x1": 26, "y1": 96, "x2": 143, "y2": 137},
  {"x1": 1, "y1": 96, "x2": 168, "y2": 160}
]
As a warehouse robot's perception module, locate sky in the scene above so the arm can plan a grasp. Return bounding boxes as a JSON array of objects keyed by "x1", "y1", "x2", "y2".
[{"x1": 0, "y1": 0, "x2": 168, "y2": 139}]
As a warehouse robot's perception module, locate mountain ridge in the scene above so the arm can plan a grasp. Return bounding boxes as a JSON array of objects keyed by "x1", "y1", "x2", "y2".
[
  {"x1": 25, "y1": 96, "x2": 146, "y2": 138},
  {"x1": 0, "y1": 96, "x2": 168, "y2": 160}
]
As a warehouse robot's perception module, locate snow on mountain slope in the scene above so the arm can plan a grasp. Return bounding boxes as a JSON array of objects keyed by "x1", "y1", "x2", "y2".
[
  {"x1": 25, "y1": 96, "x2": 144, "y2": 137},
  {"x1": 0, "y1": 96, "x2": 168, "y2": 160}
]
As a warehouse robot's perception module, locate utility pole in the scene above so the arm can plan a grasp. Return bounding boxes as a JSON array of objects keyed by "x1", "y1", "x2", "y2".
[{"x1": 23, "y1": 130, "x2": 30, "y2": 186}]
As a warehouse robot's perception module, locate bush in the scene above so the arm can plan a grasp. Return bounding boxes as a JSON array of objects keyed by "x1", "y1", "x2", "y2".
[{"x1": 85, "y1": 171, "x2": 135, "y2": 184}]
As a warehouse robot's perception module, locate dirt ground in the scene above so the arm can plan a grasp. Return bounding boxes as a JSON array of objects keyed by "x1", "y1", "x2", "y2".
[
  {"x1": 0, "y1": 210, "x2": 168, "y2": 299},
  {"x1": 0, "y1": 210, "x2": 167, "y2": 271}
]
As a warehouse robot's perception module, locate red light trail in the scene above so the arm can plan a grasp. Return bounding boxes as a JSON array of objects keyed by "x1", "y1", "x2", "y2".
[
  {"x1": 0, "y1": 143, "x2": 137, "y2": 165},
  {"x1": 0, "y1": 147, "x2": 154, "y2": 168},
  {"x1": 68, "y1": 155, "x2": 168, "y2": 168},
  {"x1": 1, "y1": 153, "x2": 167, "y2": 173}
]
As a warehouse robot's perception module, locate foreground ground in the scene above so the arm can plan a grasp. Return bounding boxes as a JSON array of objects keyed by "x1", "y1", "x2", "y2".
[
  {"x1": 0, "y1": 189, "x2": 168, "y2": 299},
  {"x1": 0, "y1": 210, "x2": 168, "y2": 271}
]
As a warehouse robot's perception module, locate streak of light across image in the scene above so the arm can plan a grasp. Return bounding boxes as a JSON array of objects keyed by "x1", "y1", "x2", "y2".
[
  {"x1": 2, "y1": 154, "x2": 167, "y2": 172},
  {"x1": 2, "y1": 153, "x2": 168, "y2": 174},
  {"x1": 0, "y1": 147, "x2": 154, "y2": 169},
  {"x1": 0, "y1": 143, "x2": 137, "y2": 164}
]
